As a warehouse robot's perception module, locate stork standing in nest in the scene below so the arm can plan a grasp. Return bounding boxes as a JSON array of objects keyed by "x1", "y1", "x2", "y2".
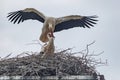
[
  {"x1": 40, "y1": 32, "x2": 55, "y2": 58},
  {"x1": 7, "y1": 8, "x2": 98, "y2": 43}
]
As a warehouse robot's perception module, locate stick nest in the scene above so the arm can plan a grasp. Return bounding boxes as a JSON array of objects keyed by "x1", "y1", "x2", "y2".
[{"x1": 0, "y1": 42, "x2": 107, "y2": 77}]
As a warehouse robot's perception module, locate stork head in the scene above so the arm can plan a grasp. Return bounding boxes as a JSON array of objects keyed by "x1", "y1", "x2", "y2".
[{"x1": 47, "y1": 32, "x2": 55, "y2": 39}]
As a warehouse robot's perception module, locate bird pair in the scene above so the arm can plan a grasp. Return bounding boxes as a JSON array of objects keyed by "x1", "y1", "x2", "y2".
[{"x1": 7, "y1": 8, "x2": 98, "y2": 58}]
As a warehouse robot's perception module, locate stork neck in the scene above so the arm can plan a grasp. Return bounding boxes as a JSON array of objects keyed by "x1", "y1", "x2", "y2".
[{"x1": 48, "y1": 38, "x2": 54, "y2": 46}]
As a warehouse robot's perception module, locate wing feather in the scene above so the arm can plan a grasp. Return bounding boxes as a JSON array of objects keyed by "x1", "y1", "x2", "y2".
[
  {"x1": 11, "y1": 12, "x2": 20, "y2": 22},
  {"x1": 17, "y1": 16, "x2": 22, "y2": 24},
  {"x1": 83, "y1": 21, "x2": 90, "y2": 28},
  {"x1": 54, "y1": 15, "x2": 98, "y2": 32},
  {"x1": 13, "y1": 13, "x2": 22, "y2": 24},
  {"x1": 8, "y1": 12, "x2": 19, "y2": 21},
  {"x1": 85, "y1": 20, "x2": 94, "y2": 27},
  {"x1": 7, "y1": 12, "x2": 17, "y2": 18},
  {"x1": 7, "y1": 8, "x2": 46, "y2": 24}
]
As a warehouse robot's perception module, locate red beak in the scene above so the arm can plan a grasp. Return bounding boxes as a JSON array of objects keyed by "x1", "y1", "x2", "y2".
[{"x1": 50, "y1": 30, "x2": 55, "y2": 38}]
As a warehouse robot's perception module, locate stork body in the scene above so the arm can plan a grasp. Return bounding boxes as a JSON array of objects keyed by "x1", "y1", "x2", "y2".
[
  {"x1": 40, "y1": 17, "x2": 56, "y2": 42},
  {"x1": 7, "y1": 8, "x2": 98, "y2": 43}
]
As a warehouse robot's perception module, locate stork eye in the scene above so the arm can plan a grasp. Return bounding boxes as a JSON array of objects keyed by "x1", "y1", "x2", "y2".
[{"x1": 48, "y1": 33, "x2": 51, "y2": 37}]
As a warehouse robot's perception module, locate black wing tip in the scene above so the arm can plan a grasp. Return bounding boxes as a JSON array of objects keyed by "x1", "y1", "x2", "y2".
[
  {"x1": 87, "y1": 15, "x2": 98, "y2": 21},
  {"x1": 7, "y1": 10, "x2": 22, "y2": 17},
  {"x1": 87, "y1": 15, "x2": 98, "y2": 18},
  {"x1": 7, "y1": 11, "x2": 23, "y2": 24},
  {"x1": 81, "y1": 15, "x2": 98, "y2": 28}
]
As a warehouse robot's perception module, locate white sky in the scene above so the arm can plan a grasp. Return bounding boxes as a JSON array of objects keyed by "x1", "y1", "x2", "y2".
[{"x1": 0, "y1": 0, "x2": 120, "y2": 79}]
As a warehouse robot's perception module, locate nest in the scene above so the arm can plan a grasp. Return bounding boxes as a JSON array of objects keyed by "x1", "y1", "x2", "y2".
[{"x1": 0, "y1": 42, "x2": 107, "y2": 77}]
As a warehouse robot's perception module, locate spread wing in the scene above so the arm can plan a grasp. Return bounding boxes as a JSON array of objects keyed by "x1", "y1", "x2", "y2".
[
  {"x1": 7, "y1": 8, "x2": 46, "y2": 24},
  {"x1": 54, "y1": 15, "x2": 98, "y2": 32}
]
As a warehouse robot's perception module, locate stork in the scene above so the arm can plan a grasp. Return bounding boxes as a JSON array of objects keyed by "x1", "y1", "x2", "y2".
[
  {"x1": 40, "y1": 32, "x2": 55, "y2": 58},
  {"x1": 7, "y1": 8, "x2": 98, "y2": 42}
]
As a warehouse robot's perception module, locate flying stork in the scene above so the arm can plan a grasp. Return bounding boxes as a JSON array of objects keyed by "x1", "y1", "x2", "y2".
[{"x1": 7, "y1": 8, "x2": 98, "y2": 42}]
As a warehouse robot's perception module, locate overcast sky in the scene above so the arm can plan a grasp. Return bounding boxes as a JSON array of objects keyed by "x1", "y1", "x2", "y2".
[{"x1": 0, "y1": 0, "x2": 120, "y2": 79}]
